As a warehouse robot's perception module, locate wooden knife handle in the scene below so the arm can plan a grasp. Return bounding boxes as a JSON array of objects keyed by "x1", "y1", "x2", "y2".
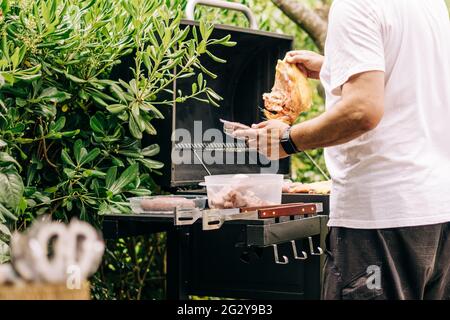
[
  {"x1": 241, "y1": 203, "x2": 317, "y2": 219},
  {"x1": 258, "y1": 204, "x2": 317, "y2": 219},
  {"x1": 241, "y1": 203, "x2": 305, "y2": 212}
]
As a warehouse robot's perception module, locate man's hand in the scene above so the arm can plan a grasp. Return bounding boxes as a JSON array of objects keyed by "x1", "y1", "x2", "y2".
[
  {"x1": 285, "y1": 50, "x2": 324, "y2": 80},
  {"x1": 233, "y1": 120, "x2": 290, "y2": 161}
]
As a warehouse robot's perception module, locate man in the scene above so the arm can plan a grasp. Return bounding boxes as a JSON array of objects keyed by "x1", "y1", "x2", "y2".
[{"x1": 234, "y1": 0, "x2": 450, "y2": 300}]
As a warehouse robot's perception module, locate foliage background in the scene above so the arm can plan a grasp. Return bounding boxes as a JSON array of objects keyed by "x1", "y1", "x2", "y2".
[{"x1": 0, "y1": 0, "x2": 232, "y2": 299}]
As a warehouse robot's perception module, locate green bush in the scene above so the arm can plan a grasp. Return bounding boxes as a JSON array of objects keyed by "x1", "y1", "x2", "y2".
[{"x1": 0, "y1": 0, "x2": 233, "y2": 298}]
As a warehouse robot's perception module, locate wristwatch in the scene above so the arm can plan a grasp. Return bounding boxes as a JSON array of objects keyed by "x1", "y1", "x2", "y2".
[{"x1": 280, "y1": 127, "x2": 300, "y2": 155}]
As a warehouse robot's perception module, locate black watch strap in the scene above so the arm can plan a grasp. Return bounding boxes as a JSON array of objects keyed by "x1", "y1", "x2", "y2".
[{"x1": 280, "y1": 128, "x2": 300, "y2": 155}]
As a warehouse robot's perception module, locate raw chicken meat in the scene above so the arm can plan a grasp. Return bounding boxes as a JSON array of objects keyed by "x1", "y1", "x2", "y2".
[
  {"x1": 283, "y1": 180, "x2": 332, "y2": 195},
  {"x1": 263, "y1": 59, "x2": 312, "y2": 124},
  {"x1": 209, "y1": 183, "x2": 274, "y2": 209}
]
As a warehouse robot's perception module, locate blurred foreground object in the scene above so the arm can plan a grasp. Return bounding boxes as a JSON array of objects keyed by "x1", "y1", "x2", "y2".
[{"x1": 0, "y1": 217, "x2": 104, "y2": 300}]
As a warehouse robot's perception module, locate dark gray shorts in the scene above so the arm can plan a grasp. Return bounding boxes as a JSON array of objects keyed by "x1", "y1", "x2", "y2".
[{"x1": 322, "y1": 222, "x2": 450, "y2": 300}]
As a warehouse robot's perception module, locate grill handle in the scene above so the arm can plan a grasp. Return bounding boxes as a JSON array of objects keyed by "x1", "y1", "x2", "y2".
[{"x1": 185, "y1": 0, "x2": 258, "y2": 30}]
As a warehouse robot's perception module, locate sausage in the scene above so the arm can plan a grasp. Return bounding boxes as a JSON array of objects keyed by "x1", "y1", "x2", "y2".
[{"x1": 140, "y1": 197, "x2": 195, "y2": 211}]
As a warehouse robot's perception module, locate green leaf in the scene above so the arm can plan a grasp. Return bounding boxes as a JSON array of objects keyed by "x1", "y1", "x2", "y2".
[
  {"x1": 49, "y1": 116, "x2": 66, "y2": 132},
  {"x1": 90, "y1": 114, "x2": 105, "y2": 134},
  {"x1": 198, "y1": 63, "x2": 217, "y2": 79},
  {"x1": 1, "y1": 0, "x2": 11, "y2": 15},
  {"x1": 197, "y1": 40, "x2": 206, "y2": 54},
  {"x1": 197, "y1": 73, "x2": 203, "y2": 88},
  {"x1": 206, "y1": 50, "x2": 227, "y2": 64},
  {"x1": 110, "y1": 84, "x2": 127, "y2": 103},
  {"x1": 143, "y1": 120, "x2": 157, "y2": 135},
  {"x1": 139, "y1": 102, "x2": 164, "y2": 119},
  {"x1": 91, "y1": 95, "x2": 109, "y2": 108},
  {"x1": 111, "y1": 156, "x2": 124, "y2": 167},
  {"x1": 109, "y1": 164, "x2": 139, "y2": 195},
  {"x1": 63, "y1": 168, "x2": 76, "y2": 179},
  {"x1": 60, "y1": 130, "x2": 80, "y2": 138},
  {"x1": 106, "y1": 104, "x2": 127, "y2": 114},
  {"x1": 0, "y1": 203, "x2": 17, "y2": 221},
  {"x1": 0, "y1": 152, "x2": 21, "y2": 171},
  {"x1": 128, "y1": 189, "x2": 152, "y2": 196},
  {"x1": 0, "y1": 223, "x2": 11, "y2": 237},
  {"x1": 65, "y1": 73, "x2": 87, "y2": 83},
  {"x1": 82, "y1": 169, "x2": 106, "y2": 177},
  {"x1": 105, "y1": 166, "x2": 117, "y2": 189},
  {"x1": 129, "y1": 114, "x2": 143, "y2": 139},
  {"x1": 138, "y1": 158, "x2": 164, "y2": 170},
  {"x1": 10, "y1": 47, "x2": 21, "y2": 69},
  {"x1": 37, "y1": 87, "x2": 71, "y2": 103},
  {"x1": 79, "y1": 148, "x2": 101, "y2": 166},
  {"x1": 61, "y1": 149, "x2": 75, "y2": 167},
  {"x1": 142, "y1": 144, "x2": 160, "y2": 157},
  {"x1": 1, "y1": 72, "x2": 14, "y2": 85},
  {"x1": 0, "y1": 170, "x2": 24, "y2": 211},
  {"x1": 73, "y1": 140, "x2": 83, "y2": 164}
]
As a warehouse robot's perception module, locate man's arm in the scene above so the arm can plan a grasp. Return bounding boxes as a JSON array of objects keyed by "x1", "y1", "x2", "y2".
[{"x1": 291, "y1": 70, "x2": 385, "y2": 150}]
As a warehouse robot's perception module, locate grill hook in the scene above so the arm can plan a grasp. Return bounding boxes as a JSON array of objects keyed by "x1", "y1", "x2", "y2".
[
  {"x1": 308, "y1": 237, "x2": 324, "y2": 256},
  {"x1": 272, "y1": 244, "x2": 289, "y2": 265},
  {"x1": 291, "y1": 240, "x2": 308, "y2": 260}
]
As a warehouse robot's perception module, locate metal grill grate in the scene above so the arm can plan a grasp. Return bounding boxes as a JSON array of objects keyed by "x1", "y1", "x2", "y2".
[{"x1": 174, "y1": 142, "x2": 249, "y2": 152}]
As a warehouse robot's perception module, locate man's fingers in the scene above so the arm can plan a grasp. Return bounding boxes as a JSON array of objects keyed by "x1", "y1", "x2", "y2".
[
  {"x1": 233, "y1": 128, "x2": 258, "y2": 140},
  {"x1": 252, "y1": 121, "x2": 269, "y2": 129},
  {"x1": 286, "y1": 50, "x2": 309, "y2": 58},
  {"x1": 286, "y1": 52, "x2": 310, "y2": 64},
  {"x1": 296, "y1": 64, "x2": 309, "y2": 77}
]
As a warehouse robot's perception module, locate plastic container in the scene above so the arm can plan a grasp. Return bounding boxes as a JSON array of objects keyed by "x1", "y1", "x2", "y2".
[
  {"x1": 129, "y1": 195, "x2": 207, "y2": 214},
  {"x1": 201, "y1": 174, "x2": 284, "y2": 209}
]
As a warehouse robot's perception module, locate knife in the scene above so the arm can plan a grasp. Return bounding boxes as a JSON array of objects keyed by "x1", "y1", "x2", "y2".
[{"x1": 202, "y1": 203, "x2": 323, "y2": 231}]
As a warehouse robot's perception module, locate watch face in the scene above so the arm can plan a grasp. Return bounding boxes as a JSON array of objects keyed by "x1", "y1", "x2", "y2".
[
  {"x1": 281, "y1": 128, "x2": 295, "y2": 155},
  {"x1": 283, "y1": 128, "x2": 291, "y2": 141}
]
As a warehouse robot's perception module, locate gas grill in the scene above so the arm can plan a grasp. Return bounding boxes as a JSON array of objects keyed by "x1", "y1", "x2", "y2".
[{"x1": 103, "y1": 0, "x2": 330, "y2": 300}]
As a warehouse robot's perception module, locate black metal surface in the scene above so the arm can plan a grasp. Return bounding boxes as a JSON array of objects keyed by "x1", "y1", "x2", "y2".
[
  {"x1": 102, "y1": 194, "x2": 329, "y2": 300},
  {"x1": 110, "y1": 21, "x2": 292, "y2": 188},
  {"x1": 246, "y1": 215, "x2": 326, "y2": 246},
  {"x1": 187, "y1": 221, "x2": 323, "y2": 299}
]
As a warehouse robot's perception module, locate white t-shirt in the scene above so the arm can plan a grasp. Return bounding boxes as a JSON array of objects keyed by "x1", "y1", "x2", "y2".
[{"x1": 321, "y1": 0, "x2": 450, "y2": 229}]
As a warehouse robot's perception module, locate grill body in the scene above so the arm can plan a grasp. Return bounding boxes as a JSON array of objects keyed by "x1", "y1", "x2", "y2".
[
  {"x1": 103, "y1": 194, "x2": 329, "y2": 300},
  {"x1": 105, "y1": 18, "x2": 331, "y2": 300}
]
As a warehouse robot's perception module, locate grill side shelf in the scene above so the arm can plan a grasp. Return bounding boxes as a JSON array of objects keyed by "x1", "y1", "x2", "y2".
[{"x1": 246, "y1": 215, "x2": 325, "y2": 246}]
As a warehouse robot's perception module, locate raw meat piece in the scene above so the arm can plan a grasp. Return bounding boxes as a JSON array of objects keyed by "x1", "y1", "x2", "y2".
[
  {"x1": 263, "y1": 59, "x2": 312, "y2": 124},
  {"x1": 140, "y1": 197, "x2": 195, "y2": 211},
  {"x1": 283, "y1": 180, "x2": 332, "y2": 195},
  {"x1": 209, "y1": 184, "x2": 274, "y2": 209}
]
